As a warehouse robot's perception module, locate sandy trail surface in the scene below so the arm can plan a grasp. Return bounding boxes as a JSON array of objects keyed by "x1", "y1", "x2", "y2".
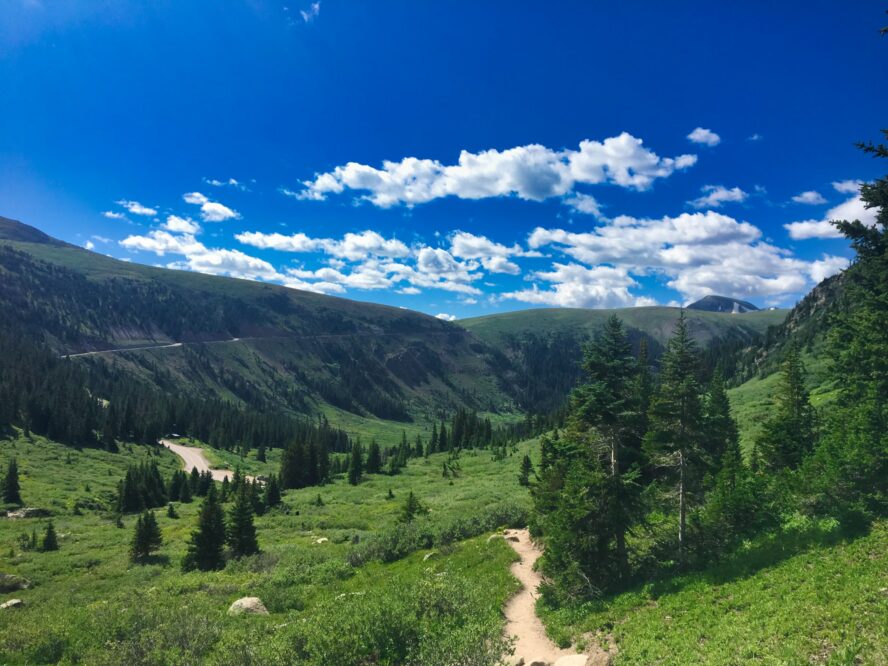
[
  {"x1": 503, "y1": 528, "x2": 576, "y2": 664},
  {"x1": 162, "y1": 439, "x2": 254, "y2": 483}
]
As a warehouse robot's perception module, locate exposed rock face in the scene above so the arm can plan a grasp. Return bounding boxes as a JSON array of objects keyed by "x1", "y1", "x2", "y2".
[
  {"x1": 228, "y1": 597, "x2": 269, "y2": 616},
  {"x1": 687, "y1": 295, "x2": 760, "y2": 313},
  {"x1": 0, "y1": 599, "x2": 23, "y2": 610}
]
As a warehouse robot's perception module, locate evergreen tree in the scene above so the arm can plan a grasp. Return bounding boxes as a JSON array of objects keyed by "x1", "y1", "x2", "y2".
[
  {"x1": 2, "y1": 458, "x2": 22, "y2": 505},
  {"x1": 167, "y1": 502, "x2": 178, "y2": 519},
  {"x1": 702, "y1": 367, "x2": 739, "y2": 472},
  {"x1": 227, "y1": 487, "x2": 259, "y2": 558},
  {"x1": 645, "y1": 311, "x2": 705, "y2": 565},
  {"x1": 256, "y1": 445, "x2": 266, "y2": 463},
  {"x1": 264, "y1": 474, "x2": 281, "y2": 508},
  {"x1": 569, "y1": 315, "x2": 644, "y2": 577},
  {"x1": 429, "y1": 422, "x2": 439, "y2": 454},
  {"x1": 398, "y1": 491, "x2": 427, "y2": 523},
  {"x1": 348, "y1": 440, "x2": 363, "y2": 485},
  {"x1": 755, "y1": 345, "x2": 815, "y2": 471},
  {"x1": 518, "y1": 454, "x2": 534, "y2": 487},
  {"x1": 41, "y1": 520, "x2": 59, "y2": 551},
  {"x1": 365, "y1": 440, "x2": 382, "y2": 474},
  {"x1": 182, "y1": 484, "x2": 226, "y2": 571},
  {"x1": 803, "y1": 131, "x2": 888, "y2": 526},
  {"x1": 130, "y1": 510, "x2": 163, "y2": 563}
]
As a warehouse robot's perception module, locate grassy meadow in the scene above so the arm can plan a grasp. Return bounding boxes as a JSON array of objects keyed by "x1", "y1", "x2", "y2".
[{"x1": 0, "y1": 431, "x2": 531, "y2": 664}]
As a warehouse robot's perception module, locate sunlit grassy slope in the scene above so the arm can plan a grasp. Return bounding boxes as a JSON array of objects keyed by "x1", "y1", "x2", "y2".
[
  {"x1": 539, "y1": 519, "x2": 888, "y2": 664},
  {"x1": 0, "y1": 431, "x2": 531, "y2": 663},
  {"x1": 462, "y1": 306, "x2": 788, "y2": 347}
]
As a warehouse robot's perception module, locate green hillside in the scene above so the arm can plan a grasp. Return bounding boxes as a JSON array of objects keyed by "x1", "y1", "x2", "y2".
[
  {"x1": 462, "y1": 305, "x2": 787, "y2": 345},
  {"x1": 0, "y1": 216, "x2": 517, "y2": 440},
  {"x1": 462, "y1": 306, "x2": 788, "y2": 412}
]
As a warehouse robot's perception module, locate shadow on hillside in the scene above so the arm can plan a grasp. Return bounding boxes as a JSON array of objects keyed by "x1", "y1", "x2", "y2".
[
  {"x1": 135, "y1": 554, "x2": 171, "y2": 567},
  {"x1": 643, "y1": 519, "x2": 865, "y2": 600}
]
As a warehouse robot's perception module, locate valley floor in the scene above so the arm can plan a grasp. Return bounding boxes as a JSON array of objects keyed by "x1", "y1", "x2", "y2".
[{"x1": 1, "y1": 432, "x2": 885, "y2": 665}]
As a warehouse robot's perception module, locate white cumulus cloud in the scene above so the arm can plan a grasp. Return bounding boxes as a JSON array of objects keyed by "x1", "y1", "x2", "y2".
[
  {"x1": 791, "y1": 190, "x2": 827, "y2": 205},
  {"x1": 688, "y1": 185, "x2": 748, "y2": 209},
  {"x1": 785, "y1": 191, "x2": 877, "y2": 240},
  {"x1": 687, "y1": 127, "x2": 721, "y2": 146},
  {"x1": 296, "y1": 132, "x2": 696, "y2": 208},
  {"x1": 115, "y1": 200, "x2": 157, "y2": 216},
  {"x1": 183, "y1": 192, "x2": 240, "y2": 222}
]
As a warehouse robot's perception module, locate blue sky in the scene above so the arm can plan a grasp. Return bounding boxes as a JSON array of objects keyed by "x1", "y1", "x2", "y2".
[{"x1": 1, "y1": 1, "x2": 885, "y2": 320}]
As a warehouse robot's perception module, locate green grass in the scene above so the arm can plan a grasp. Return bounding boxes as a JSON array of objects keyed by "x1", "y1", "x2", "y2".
[
  {"x1": 0, "y1": 430, "x2": 533, "y2": 664},
  {"x1": 538, "y1": 518, "x2": 888, "y2": 664},
  {"x1": 728, "y1": 347, "x2": 836, "y2": 455},
  {"x1": 462, "y1": 306, "x2": 788, "y2": 347}
]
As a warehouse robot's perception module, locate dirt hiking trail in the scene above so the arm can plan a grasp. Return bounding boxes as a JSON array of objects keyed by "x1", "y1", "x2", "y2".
[{"x1": 503, "y1": 528, "x2": 609, "y2": 666}]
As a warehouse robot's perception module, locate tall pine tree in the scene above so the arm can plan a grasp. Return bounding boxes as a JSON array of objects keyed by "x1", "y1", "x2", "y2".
[
  {"x1": 645, "y1": 311, "x2": 705, "y2": 566},
  {"x1": 182, "y1": 484, "x2": 226, "y2": 571}
]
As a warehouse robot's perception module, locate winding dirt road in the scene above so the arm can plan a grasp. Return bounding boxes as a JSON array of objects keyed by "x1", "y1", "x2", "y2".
[{"x1": 162, "y1": 439, "x2": 252, "y2": 483}]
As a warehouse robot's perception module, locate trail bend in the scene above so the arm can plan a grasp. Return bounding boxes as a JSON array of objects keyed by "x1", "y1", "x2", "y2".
[
  {"x1": 503, "y1": 528, "x2": 608, "y2": 666},
  {"x1": 161, "y1": 439, "x2": 255, "y2": 483}
]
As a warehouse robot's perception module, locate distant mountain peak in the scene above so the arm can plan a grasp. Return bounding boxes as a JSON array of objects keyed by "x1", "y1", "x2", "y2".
[{"x1": 687, "y1": 295, "x2": 760, "y2": 313}]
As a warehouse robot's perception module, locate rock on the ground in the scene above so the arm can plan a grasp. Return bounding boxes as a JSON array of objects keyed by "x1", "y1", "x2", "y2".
[
  {"x1": 1, "y1": 599, "x2": 23, "y2": 610},
  {"x1": 584, "y1": 654, "x2": 613, "y2": 666},
  {"x1": 4, "y1": 508, "x2": 51, "y2": 520},
  {"x1": 228, "y1": 597, "x2": 269, "y2": 616},
  {"x1": 423, "y1": 551, "x2": 438, "y2": 561},
  {"x1": 0, "y1": 574, "x2": 30, "y2": 592}
]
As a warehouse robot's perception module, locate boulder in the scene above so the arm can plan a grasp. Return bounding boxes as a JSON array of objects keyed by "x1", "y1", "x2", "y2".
[
  {"x1": 0, "y1": 574, "x2": 30, "y2": 593},
  {"x1": 5, "y1": 508, "x2": 51, "y2": 520},
  {"x1": 227, "y1": 597, "x2": 269, "y2": 616},
  {"x1": 506, "y1": 535, "x2": 520, "y2": 542},
  {"x1": 0, "y1": 599, "x2": 23, "y2": 610}
]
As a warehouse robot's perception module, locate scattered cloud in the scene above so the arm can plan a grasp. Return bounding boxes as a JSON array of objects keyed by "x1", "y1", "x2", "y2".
[
  {"x1": 435, "y1": 313, "x2": 457, "y2": 321},
  {"x1": 563, "y1": 192, "x2": 605, "y2": 218},
  {"x1": 300, "y1": 1, "x2": 320, "y2": 22},
  {"x1": 784, "y1": 191, "x2": 877, "y2": 240},
  {"x1": 687, "y1": 127, "x2": 721, "y2": 146},
  {"x1": 503, "y1": 263, "x2": 642, "y2": 308},
  {"x1": 115, "y1": 200, "x2": 157, "y2": 216},
  {"x1": 236, "y1": 229, "x2": 410, "y2": 260},
  {"x1": 84, "y1": 240, "x2": 95, "y2": 250},
  {"x1": 204, "y1": 177, "x2": 248, "y2": 191},
  {"x1": 809, "y1": 255, "x2": 849, "y2": 283},
  {"x1": 296, "y1": 132, "x2": 697, "y2": 209},
  {"x1": 449, "y1": 231, "x2": 522, "y2": 275},
  {"x1": 832, "y1": 179, "x2": 862, "y2": 194},
  {"x1": 102, "y1": 211, "x2": 127, "y2": 220},
  {"x1": 183, "y1": 192, "x2": 240, "y2": 222},
  {"x1": 784, "y1": 220, "x2": 842, "y2": 240},
  {"x1": 162, "y1": 215, "x2": 201, "y2": 234},
  {"x1": 791, "y1": 190, "x2": 827, "y2": 205},
  {"x1": 688, "y1": 185, "x2": 748, "y2": 209},
  {"x1": 524, "y1": 210, "x2": 841, "y2": 303},
  {"x1": 747, "y1": 133, "x2": 763, "y2": 142}
]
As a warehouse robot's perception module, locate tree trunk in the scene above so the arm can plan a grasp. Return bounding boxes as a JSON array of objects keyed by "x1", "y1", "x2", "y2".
[
  {"x1": 611, "y1": 434, "x2": 628, "y2": 577},
  {"x1": 678, "y1": 449, "x2": 686, "y2": 567}
]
